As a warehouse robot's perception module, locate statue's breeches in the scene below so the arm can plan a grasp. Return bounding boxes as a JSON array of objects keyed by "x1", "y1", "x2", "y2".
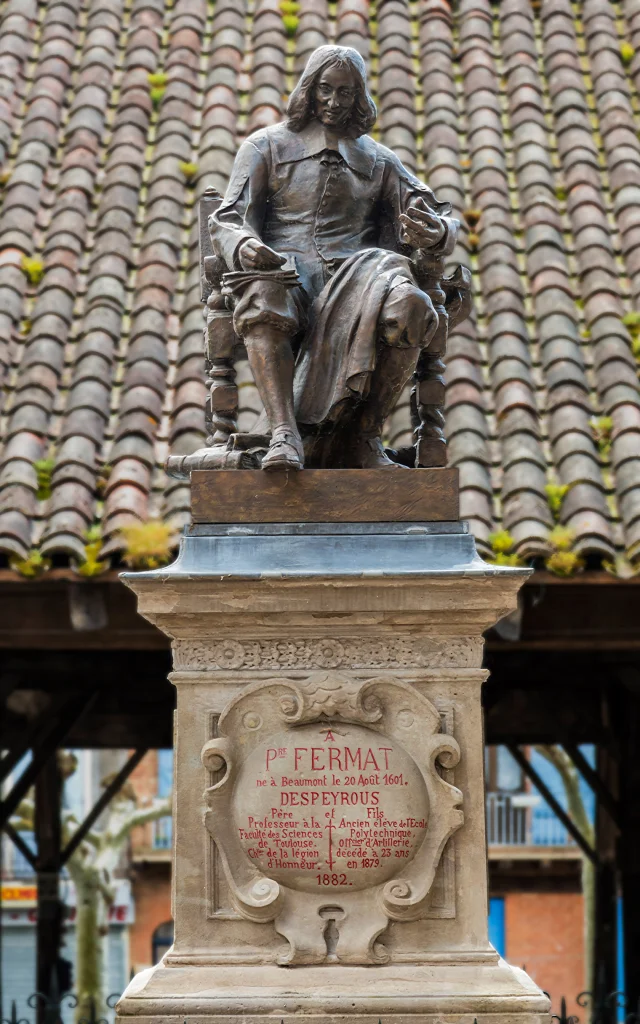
[{"x1": 232, "y1": 277, "x2": 306, "y2": 338}]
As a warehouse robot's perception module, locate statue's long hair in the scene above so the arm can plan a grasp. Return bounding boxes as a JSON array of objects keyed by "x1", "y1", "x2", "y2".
[{"x1": 286, "y1": 45, "x2": 377, "y2": 137}]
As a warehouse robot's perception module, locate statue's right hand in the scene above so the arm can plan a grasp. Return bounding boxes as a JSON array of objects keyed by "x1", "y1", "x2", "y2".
[{"x1": 238, "y1": 238, "x2": 286, "y2": 270}]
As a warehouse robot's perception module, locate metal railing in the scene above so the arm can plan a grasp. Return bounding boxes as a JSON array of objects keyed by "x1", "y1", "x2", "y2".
[
  {"x1": 550, "y1": 990, "x2": 638, "y2": 1024},
  {"x1": 1, "y1": 994, "x2": 120, "y2": 1024},
  {"x1": 486, "y1": 791, "x2": 576, "y2": 847},
  {"x1": 1, "y1": 990, "x2": 635, "y2": 1024},
  {"x1": 152, "y1": 817, "x2": 172, "y2": 850}
]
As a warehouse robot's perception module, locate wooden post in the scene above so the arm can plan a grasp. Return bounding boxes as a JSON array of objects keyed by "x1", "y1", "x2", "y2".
[
  {"x1": 35, "y1": 754, "x2": 64, "y2": 1024},
  {"x1": 593, "y1": 743, "x2": 618, "y2": 1021},
  {"x1": 618, "y1": 683, "x2": 640, "y2": 1013}
]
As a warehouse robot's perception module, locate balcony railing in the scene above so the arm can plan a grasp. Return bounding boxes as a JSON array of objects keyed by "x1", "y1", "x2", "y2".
[
  {"x1": 152, "y1": 817, "x2": 172, "y2": 850},
  {"x1": 486, "y1": 791, "x2": 576, "y2": 847}
]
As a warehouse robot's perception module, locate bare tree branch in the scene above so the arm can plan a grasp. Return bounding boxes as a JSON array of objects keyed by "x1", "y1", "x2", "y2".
[{"x1": 534, "y1": 744, "x2": 595, "y2": 993}]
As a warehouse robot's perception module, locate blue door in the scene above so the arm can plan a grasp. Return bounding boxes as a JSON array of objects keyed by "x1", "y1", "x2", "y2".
[{"x1": 488, "y1": 897, "x2": 505, "y2": 957}]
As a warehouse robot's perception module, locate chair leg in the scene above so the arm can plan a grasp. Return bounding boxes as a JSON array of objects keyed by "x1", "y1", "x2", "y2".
[
  {"x1": 411, "y1": 302, "x2": 448, "y2": 468},
  {"x1": 205, "y1": 310, "x2": 238, "y2": 446}
]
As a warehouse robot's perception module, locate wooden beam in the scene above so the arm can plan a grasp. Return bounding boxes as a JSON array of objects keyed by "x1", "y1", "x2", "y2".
[
  {"x1": 0, "y1": 693, "x2": 93, "y2": 828},
  {"x1": 61, "y1": 748, "x2": 148, "y2": 864},
  {"x1": 564, "y1": 743, "x2": 620, "y2": 826},
  {"x1": 0, "y1": 693, "x2": 81, "y2": 785},
  {"x1": 594, "y1": 859, "x2": 618, "y2": 1017},
  {"x1": 505, "y1": 744, "x2": 598, "y2": 864},
  {"x1": 2, "y1": 820, "x2": 37, "y2": 868},
  {"x1": 616, "y1": 677, "x2": 640, "y2": 1011},
  {"x1": 0, "y1": 579, "x2": 167, "y2": 650},
  {"x1": 35, "y1": 754, "x2": 63, "y2": 1024}
]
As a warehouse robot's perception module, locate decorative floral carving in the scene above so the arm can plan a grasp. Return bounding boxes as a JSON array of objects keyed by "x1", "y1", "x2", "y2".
[
  {"x1": 174, "y1": 635, "x2": 482, "y2": 671},
  {"x1": 212, "y1": 639, "x2": 245, "y2": 669},
  {"x1": 313, "y1": 639, "x2": 345, "y2": 668}
]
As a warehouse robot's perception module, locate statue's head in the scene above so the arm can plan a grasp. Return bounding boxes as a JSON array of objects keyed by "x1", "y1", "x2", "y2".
[{"x1": 286, "y1": 45, "x2": 377, "y2": 138}]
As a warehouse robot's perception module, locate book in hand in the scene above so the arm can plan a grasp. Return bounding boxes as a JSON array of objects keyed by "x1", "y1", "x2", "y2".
[{"x1": 222, "y1": 265, "x2": 301, "y2": 295}]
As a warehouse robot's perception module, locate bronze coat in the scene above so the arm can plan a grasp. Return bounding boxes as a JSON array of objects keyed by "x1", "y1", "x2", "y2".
[{"x1": 210, "y1": 120, "x2": 457, "y2": 428}]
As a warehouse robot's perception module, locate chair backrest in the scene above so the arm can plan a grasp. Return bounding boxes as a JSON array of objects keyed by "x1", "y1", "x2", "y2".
[
  {"x1": 199, "y1": 186, "x2": 224, "y2": 302},
  {"x1": 199, "y1": 188, "x2": 241, "y2": 447}
]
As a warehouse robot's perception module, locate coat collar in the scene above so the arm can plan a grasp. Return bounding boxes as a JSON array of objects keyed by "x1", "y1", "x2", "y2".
[{"x1": 270, "y1": 121, "x2": 378, "y2": 178}]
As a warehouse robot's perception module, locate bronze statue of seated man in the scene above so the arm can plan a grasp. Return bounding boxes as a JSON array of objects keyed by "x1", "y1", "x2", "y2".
[{"x1": 168, "y1": 45, "x2": 471, "y2": 477}]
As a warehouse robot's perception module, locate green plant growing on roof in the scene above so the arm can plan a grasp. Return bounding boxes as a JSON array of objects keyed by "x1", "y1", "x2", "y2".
[
  {"x1": 119, "y1": 519, "x2": 176, "y2": 571},
  {"x1": 95, "y1": 463, "x2": 112, "y2": 499},
  {"x1": 76, "y1": 525, "x2": 108, "y2": 578},
  {"x1": 468, "y1": 232, "x2": 479, "y2": 252},
  {"x1": 548, "y1": 524, "x2": 574, "y2": 551},
  {"x1": 623, "y1": 311, "x2": 640, "y2": 330},
  {"x1": 21, "y1": 255, "x2": 44, "y2": 286},
  {"x1": 9, "y1": 549, "x2": 51, "y2": 579},
  {"x1": 489, "y1": 530, "x2": 515, "y2": 553},
  {"x1": 621, "y1": 42, "x2": 635, "y2": 67},
  {"x1": 0, "y1": 167, "x2": 10, "y2": 186},
  {"x1": 545, "y1": 548, "x2": 584, "y2": 576},
  {"x1": 148, "y1": 72, "x2": 168, "y2": 88},
  {"x1": 282, "y1": 13, "x2": 299, "y2": 36},
  {"x1": 622, "y1": 312, "x2": 640, "y2": 360},
  {"x1": 34, "y1": 458, "x2": 54, "y2": 501},
  {"x1": 279, "y1": 0, "x2": 300, "y2": 12},
  {"x1": 591, "y1": 415, "x2": 614, "y2": 460},
  {"x1": 545, "y1": 482, "x2": 570, "y2": 520},
  {"x1": 545, "y1": 525, "x2": 585, "y2": 577},
  {"x1": 555, "y1": 185, "x2": 567, "y2": 203},
  {"x1": 150, "y1": 86, "x2": 166, "y2": 109},
  {"x1": 20, "y1": 318, "x2": 32, "y2": 336},
  {"x1": 486, "y1": 529, "x2": 523, "y2": 566},
  {"x1": 603, "y1": 553, "x2": 640, "y2": 579},
  {"x1": 179, "y1": 161, "x2": 199, "y2": 183}
]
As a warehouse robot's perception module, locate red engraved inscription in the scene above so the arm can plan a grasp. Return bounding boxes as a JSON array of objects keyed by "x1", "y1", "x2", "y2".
[{"x1": 232, "y1": 722, "x2": 429, "y2": 894}]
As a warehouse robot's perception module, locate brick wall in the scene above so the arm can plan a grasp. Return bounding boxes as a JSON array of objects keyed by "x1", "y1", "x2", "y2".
[
  {"x1": 129, "y1": 864, "x2": 172, "y2": 973},
  {"x1": 128, "y1": 750, "x2": 159, "y2": 853},
  {"x1": 505, "y1": 892, "x2": 585, "y2": 1019}
]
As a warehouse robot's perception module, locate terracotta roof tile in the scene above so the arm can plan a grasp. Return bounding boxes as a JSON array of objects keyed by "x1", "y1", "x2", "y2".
[{"x1": 1, "y1": 0, "x2": 640, "y2": 571}]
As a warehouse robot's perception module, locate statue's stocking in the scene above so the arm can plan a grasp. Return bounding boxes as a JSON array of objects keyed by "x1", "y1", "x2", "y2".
[
  {"x1": 243, "y1": 325, "x2": 299, "y2": 438},
  {"x1": 347, "y1": 343, "x2": 419, "y2": 468},
  {"x1": 243, "y1": 324, "x2": 304, "y2": 469},
  {"x1": 358, "y1": 344, "x2": 419, "y2": 437}
]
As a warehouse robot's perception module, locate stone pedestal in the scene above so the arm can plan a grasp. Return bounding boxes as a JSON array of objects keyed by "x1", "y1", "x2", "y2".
[{"x1": 118, "y1": 520, "x2": 550, "y2": 1024}]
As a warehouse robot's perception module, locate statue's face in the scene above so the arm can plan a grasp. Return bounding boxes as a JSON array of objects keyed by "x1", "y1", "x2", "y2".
[{"x1": 314, "y1": 64, "x2": 356, "y2": 131}]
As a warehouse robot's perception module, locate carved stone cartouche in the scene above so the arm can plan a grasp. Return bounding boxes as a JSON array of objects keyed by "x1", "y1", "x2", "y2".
[{"x1": 200, "y1": 675, "x2": 463, "y2": 965}]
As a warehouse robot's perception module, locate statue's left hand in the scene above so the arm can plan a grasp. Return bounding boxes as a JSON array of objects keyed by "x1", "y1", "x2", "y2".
[{"x1": 399, "y1": 200, "x2": 446, "y2": 250}]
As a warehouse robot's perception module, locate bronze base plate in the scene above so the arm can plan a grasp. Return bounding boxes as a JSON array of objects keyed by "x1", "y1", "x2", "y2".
[{"x1": 190, "y1": 468, "x2": 459, "y2": 524}]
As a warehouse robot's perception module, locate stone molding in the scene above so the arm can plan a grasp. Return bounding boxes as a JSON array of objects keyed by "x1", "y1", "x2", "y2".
[{"x1": 173, "y1": 635, "x2": 484, "y2": 672}]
